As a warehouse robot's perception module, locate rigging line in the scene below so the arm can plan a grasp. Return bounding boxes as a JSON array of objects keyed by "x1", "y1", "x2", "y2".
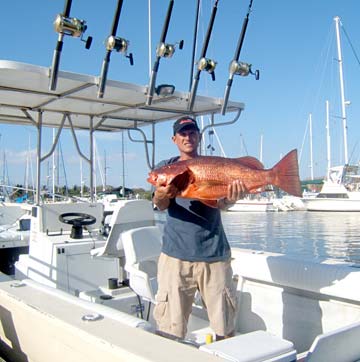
[
  {"x1": 340, "y1": 23, "x2": 360, "y2": 68},
  {"x1": 311, "y1": 25, "x2": 335, "y2": 112},
  {"x1": 298, "y1": 116, "x2": 309, "y2": 166},
  {"x1": 299, "y1": 23, "x2": 334, "y2": 120},
  {"x1": 294, "y1": 23, "x2": 333, "y2": 146},
  {"x1": 94, "y1": 138, "x2": 106, "y2": 190},
  {"x1": 239, "y1": 134, "x2": 248, "y2": 156},
  {"x1": 58, "y1": 141, "x2": 69, "y2": 196},
  {"x1": 348, "y1": 141, "x2": 359, "y2": 165}
]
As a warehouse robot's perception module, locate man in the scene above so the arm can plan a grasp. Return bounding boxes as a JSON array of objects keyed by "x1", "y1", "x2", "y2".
[{"x1": 152, "y1": 116, "x2": 247, "y2": 341}]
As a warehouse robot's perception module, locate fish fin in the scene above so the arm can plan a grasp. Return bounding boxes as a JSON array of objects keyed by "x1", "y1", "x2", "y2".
[
  {"x1": 200, "y1": 199, "x2": 218, "y2": 208},
  {"x1": 236, "y1": 156, "x2": 264, "y2": 170},
  {"x1": 272, "y1": 149, "x2": 302, "y2": 197}
]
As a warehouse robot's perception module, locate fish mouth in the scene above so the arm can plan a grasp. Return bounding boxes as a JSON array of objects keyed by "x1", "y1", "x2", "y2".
[{"x1": 146, "y1": 175, "x2": 156, "y2": 185}]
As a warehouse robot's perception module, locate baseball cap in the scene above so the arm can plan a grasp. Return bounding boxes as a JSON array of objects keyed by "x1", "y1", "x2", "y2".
[{"x1": 173, "y1": 116, "x2": 200, "y2": 135}]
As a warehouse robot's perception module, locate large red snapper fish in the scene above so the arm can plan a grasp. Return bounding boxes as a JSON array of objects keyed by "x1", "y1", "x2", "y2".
[{"x1": 147, "y1": 149, "x2": 302, "y2": 206}]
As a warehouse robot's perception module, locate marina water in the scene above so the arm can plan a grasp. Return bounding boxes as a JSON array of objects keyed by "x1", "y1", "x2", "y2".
[{"x1": 156, "y1": 211, "x2": 360, "y2": 265}]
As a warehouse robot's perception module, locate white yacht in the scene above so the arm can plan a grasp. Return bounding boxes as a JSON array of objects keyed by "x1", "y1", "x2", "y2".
[{"x1": 304, "y1": 165, "x2": 360, "y2": 211}]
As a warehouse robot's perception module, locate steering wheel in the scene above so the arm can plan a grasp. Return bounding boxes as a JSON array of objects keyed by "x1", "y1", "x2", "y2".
[{"x1": 59, "y1": 213, "x2": 96, "y2": 239}]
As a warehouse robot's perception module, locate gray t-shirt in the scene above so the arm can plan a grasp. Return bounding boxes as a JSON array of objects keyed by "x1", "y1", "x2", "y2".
[{"x1": 157, "y1": 157, "x2": 230, "y2": 262}]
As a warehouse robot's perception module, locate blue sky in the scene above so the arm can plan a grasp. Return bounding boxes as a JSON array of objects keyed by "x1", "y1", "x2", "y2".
[{"x1": 0, "y1": 0, "x2": 359, "y2": 190}]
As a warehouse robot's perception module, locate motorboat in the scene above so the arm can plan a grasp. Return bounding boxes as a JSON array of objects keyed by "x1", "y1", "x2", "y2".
[
  {"x1": 304, "y1": 165, "x2": 360, "y2": 211},
  {"x1": 1, "y1": 198, "x2": 360, "y2": 362},
  {"x1": 0, "y1": 58, "x2": 359, "y2": 362},
  {"x1": 0, "y1": 3, "x2": 359, "y2": 360}
]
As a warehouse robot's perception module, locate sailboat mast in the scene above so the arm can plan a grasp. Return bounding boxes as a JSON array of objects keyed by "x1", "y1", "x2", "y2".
[
  {"x1": 121, "y1": 132, "x2": 125, "y2": 198},
  {"x1": 309, "y1": 113, "x2": 314, "y2": 180},
  {"x1": 52, "y1": 129, "x2": 56, "y2": 202},
  {"x1": 334, "y1": 16, "x2": 349, "y2": 165},
  {"x1": 325, "y1": 100, "x2": 331, "y2": 177}
]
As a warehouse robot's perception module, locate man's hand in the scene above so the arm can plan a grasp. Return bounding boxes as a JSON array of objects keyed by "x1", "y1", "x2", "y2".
[
  {"x1": 153, "y1": 182, "x2": 178, "y2": 210},
  {"x1": 226, "y1": 180, "x2": 248, "y2": 203},
  {"x1": 219, "y1": 180, "x2": 248, "y2": 209}
]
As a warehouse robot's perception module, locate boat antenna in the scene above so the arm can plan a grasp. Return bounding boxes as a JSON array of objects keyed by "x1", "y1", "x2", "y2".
[
  {"x1": 188, "y1": 0, "x2": 219, "y2": 111},
  {"x1": 146, "y1": 0, "x2": 184, "y2": 106},
  {"x1": 97, "y1": 0, "x2": 134, "y2": 98},
  {"x1": 49, "y1": 0, "x2": 93, "y2": 91},
  {"x1": 189, "y1": 0, "x2": 201, "y2": 92},
  {"x1": 221, "y1": 0, "x2": 258, "y2": 115}
]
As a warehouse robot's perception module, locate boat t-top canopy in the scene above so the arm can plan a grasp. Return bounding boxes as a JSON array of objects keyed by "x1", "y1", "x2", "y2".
[
  {"x1": 0, "y1": 60, "x2": 244, "y2": 203},
  {"x1": 0, "y1": 60, "x2": 244, "y2": 131}
]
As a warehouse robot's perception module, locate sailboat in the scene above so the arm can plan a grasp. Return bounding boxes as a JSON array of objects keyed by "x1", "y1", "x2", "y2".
[{"x1": 304, "y1": 16, "x2": 360, "y2": 212}]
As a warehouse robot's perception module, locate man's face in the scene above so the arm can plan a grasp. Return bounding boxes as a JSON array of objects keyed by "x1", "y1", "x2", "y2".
[{"x1": 172, "y1": 127, "x2": 200, "y2": 154}]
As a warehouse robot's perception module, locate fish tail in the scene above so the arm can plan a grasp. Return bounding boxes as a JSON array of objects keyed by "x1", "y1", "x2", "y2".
[{"x1": 272, "y1": 149, "x2": 302, "y2": 197}]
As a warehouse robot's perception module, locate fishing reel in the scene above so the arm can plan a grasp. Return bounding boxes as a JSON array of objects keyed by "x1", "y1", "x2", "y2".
[
  {"x1": 198, "y1": 57, "x2": 217, "y2": 81},
  {"x1": 229, "y1": 60, "x2": 259, "y2": 80},
  {"x1": 53, "y1": 14, "x2": 93, "y2": 49},
  {"x1": 105, "y1": 35, "x2": 134, "y2": 65},
  {"x1": 156, "y1": 40, "x2": 184, "y2": 58}
]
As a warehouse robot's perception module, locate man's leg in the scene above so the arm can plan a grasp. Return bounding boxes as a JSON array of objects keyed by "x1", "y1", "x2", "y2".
[
  {"x1": 153, "y1": 253, "x2": 197, "y2": 339},
  {"x1": 197, "y1": 258, "x2": 238, "y2": 338}
]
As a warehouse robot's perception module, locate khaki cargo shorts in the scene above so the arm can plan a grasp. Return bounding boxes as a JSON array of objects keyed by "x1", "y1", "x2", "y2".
[{"x1": 153, "y1": 253, "x2": 238, "y2": 339}]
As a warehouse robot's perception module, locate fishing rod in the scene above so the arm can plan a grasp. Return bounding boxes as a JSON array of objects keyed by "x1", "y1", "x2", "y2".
[
  {"x1": 146, "y1": 0, "x2": 183, "y2": 106},
  {"x1": 189, "y1": 0, "x2": 201, "y2": 92},
  {"x1": 221, "y1": 0, "x2": 258, "y2": 115},
  {"x1": 49, "y1": 0, "x2": 93, "y2": 91},
  {"x1": 188, "y1": 0, "x2": 219, "y2": 111},
  {"x1": 97, "y1": 0, "x2": 134, "y2": 98}
]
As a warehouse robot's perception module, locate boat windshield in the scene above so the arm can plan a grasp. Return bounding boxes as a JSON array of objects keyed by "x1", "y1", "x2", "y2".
[{"x1": 343, "y1": 165, "x2": 360, "y2": 191}]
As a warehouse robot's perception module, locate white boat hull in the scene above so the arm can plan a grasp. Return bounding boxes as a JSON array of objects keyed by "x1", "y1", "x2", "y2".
[
  {"x1": 227, "y1": 199, "x2": 277, "y2": 212},
  {"x1": 1, "y1": 248, "x2": 360, "y2": 361},
  {"x1": 304, "y1": 166, "x2": 360, "y2": 212},
  {"x1": 304, "y1": 197, "x2": 360, "y2": 211}
]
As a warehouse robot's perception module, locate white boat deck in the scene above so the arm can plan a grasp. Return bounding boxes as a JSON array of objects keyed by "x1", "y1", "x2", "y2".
[{"x1": 2, "y1": 247, "x2": 360, "y2": 361}]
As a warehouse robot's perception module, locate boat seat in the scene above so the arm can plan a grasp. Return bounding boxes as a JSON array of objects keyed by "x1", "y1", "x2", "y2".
[
  {"x1": 122, "y1": 225, "x2": 162, "y2": 304},
  {"x1": 91, "y1": 200, "x2": 155, "y2": 259},
  {"x1": 297, "y1": 321, "x2": 360, "y2": 362},
  {"x1": 200, "y1": 330, "x2": 296, "y2": 362}
]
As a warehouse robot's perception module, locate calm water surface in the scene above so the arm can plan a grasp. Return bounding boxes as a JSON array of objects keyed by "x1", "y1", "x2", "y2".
[
  {"x1": 222, "y1": 211, "x2": 360, "y2": 264},
  {"x1": 156, "y1": 211, "x2": 360, "y2": 264}
]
